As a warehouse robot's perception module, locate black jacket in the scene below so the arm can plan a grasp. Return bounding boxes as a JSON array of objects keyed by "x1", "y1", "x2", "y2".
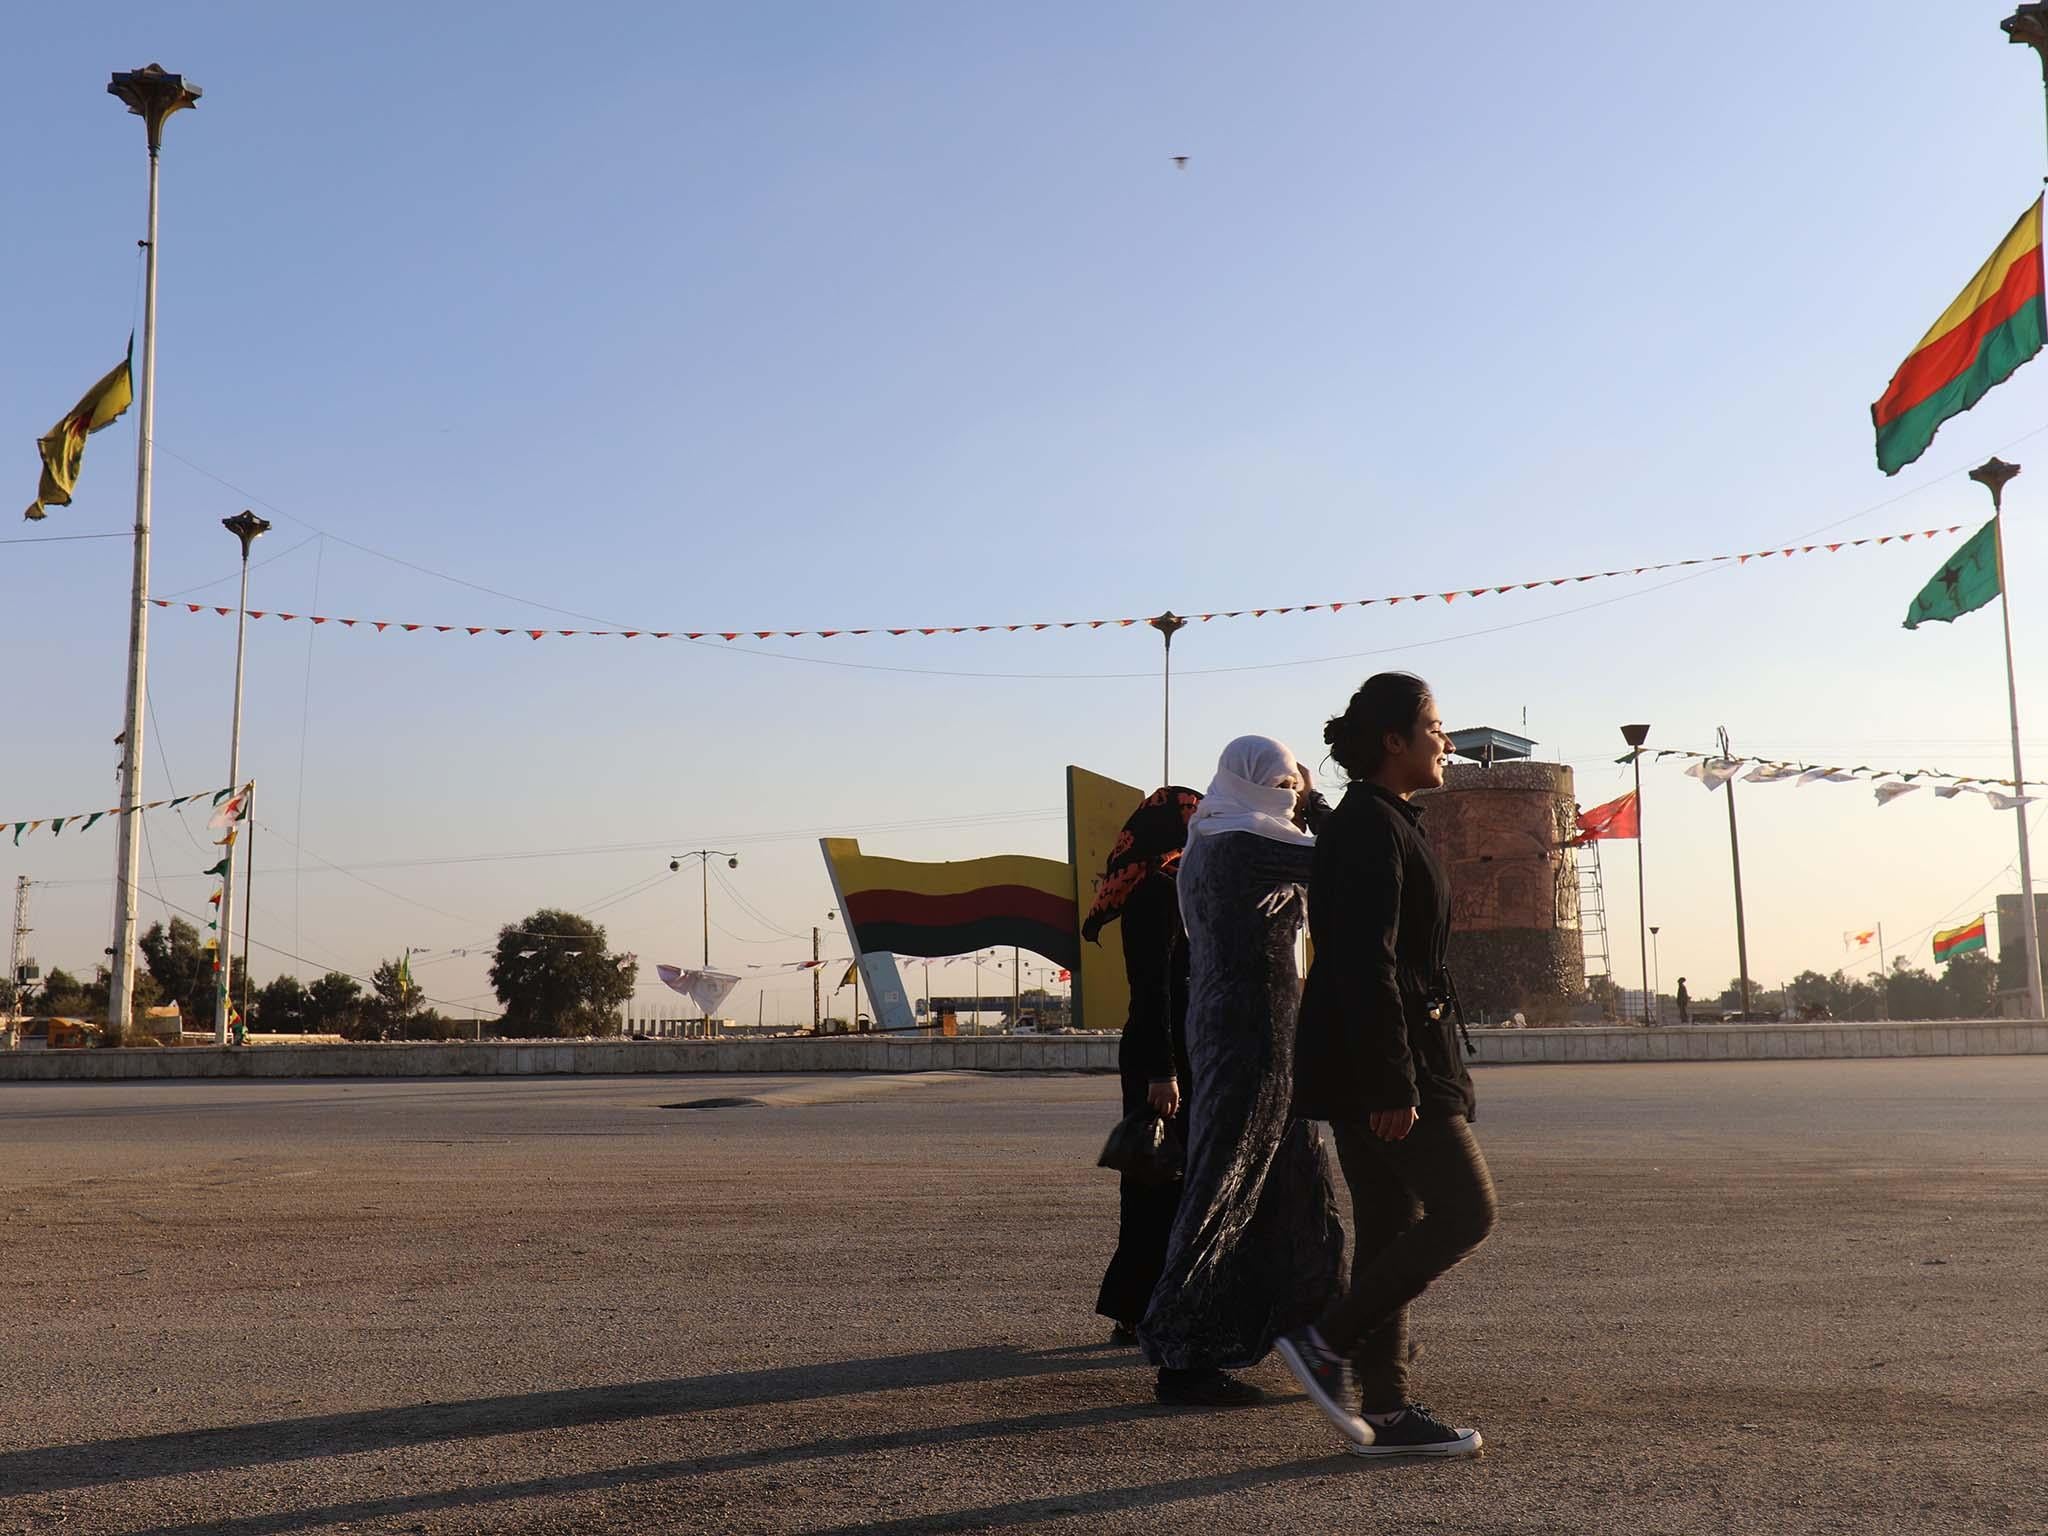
[
  {"x1": 1294, "y1": 783, "x2": 1475, "y2": 1122},
  {"x1": 1118, "y1": 874, "x2": 1189, "y2": 1086}
]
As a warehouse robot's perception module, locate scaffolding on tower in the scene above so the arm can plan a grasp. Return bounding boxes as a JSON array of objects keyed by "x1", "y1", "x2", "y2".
[{"x1": 1576, "y1": 841, "x2": 1613, "y2": 983}]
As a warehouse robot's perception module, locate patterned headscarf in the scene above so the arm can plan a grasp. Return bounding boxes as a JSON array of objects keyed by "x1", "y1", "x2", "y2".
[{"x1": 1081, "y1": 785, "x2": 1203, "y2": 943}]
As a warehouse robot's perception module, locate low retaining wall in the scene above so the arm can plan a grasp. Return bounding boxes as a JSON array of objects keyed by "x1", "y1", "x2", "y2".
[
  {"x1": 2, "y1": 1019, "x2": 2044, "y2": 1082},
  {"x1": 0, "y1": 1033, "x2": 1121, "y2": 1081},
  {"x1": 1476, "y1": 1017, "x2": 2048, "y2": 1064}
]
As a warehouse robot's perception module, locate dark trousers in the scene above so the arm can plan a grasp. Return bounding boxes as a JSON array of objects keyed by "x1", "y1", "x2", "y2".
[
  {"x1": 1317, "y1": 1113, "x2": 1496, "y2": 1411},
  {"x1": 1095, "y1": 1063, "x2": 1183, "y2": 1327}
]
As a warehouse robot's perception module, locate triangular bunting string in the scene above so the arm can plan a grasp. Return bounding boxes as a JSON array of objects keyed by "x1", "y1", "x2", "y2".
[{"x1": 142, "y1": 522, "x2": 1965, "y2": 644}]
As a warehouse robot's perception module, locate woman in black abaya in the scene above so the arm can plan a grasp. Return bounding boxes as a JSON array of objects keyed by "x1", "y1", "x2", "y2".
[
  {"x1": 1086, "y1": 786, "x2": 1203, "y2": 1342},
  {"x1": 1138, "y1": 736, "x2": 1347, "y2": 1407}
]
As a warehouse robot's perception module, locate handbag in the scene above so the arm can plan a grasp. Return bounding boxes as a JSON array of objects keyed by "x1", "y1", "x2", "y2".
[{"x1": 1096, "y1": 1109, "x2": 1185, "y2": 1185}]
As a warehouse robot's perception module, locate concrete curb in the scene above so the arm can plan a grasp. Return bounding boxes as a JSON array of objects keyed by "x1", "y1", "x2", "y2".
[{"x1": 1, "y1": 1019, "x2": 2042, "y2": 1081}]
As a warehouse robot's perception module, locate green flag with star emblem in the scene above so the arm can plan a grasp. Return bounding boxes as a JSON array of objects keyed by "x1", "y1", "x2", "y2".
[{"x1": 1904, "y1": 519, "x2": 2001, "y2": 630}]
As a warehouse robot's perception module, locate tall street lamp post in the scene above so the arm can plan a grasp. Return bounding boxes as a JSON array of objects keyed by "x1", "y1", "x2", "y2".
[
  {"x1": 1968, "y1": 456, "x2": 2046, "y2": 1019},
  {"x1": 1621, "y1": 723, "x2": 1652, "y2": 1026},
  {"x1": 1148, "y1": 612, "x2": 1186, "y2": 787},
  {"x1": 104, "y1": 63, "x2": 201, "y2": 1042},
  {"x1": 213, "y1": 511, "x2": 269, "y2": 1043}
]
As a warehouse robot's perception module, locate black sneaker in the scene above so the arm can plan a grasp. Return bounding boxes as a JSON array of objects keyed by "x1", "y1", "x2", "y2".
[
  {"x1": 1109, "y1": 1323, "x2": 1139, "y2": 1347},
  {"x1": 1346, "y1": 1401, "x2": 1483, "y2": 1458},
  {"x1": 1154, "y1": 1367, "x2": 1264, "y2": 1407},
  {"x1": 1273, "y1": 1329, "x2": 1373, "y2": 1450}
]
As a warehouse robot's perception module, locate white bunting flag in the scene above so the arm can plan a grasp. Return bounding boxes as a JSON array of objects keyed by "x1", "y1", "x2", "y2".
[
  {"x1": 1685, "y1": 757, "x2": 1743, "y2": 790},
  {"x1": 1873, "y1": 781, "x2": 1920, "y2": 806}
]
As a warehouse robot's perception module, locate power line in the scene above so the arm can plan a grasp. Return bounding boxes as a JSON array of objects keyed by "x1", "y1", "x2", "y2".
[
  {"x1": 0, "y1": 532, "x2": 130, "y2": 547},
  {"x1": 157, "y1": 447, "x2": 634, "y2": 629},
  {"x1": 154, "y1": 531, "x2": 322, "y2": 600}
]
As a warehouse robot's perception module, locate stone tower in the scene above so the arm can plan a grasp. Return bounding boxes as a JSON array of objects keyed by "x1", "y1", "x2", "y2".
[{"x1": 1418, "y1": 729, "x2": 1585, "y2": 1019}]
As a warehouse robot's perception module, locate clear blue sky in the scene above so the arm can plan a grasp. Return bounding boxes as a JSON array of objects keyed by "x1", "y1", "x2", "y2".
[{"x1": 9, "y1": 2, "x2": 2048, "y2": 1019}]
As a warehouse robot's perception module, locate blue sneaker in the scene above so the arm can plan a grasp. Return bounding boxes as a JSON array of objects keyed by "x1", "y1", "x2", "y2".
[
  {"x1": 1273, "y1": 1328, "x2": 1374, "y2": 1450},
  {"x1": 1346, "y1": 1401, "x2": 1483, "y2": 1458}
]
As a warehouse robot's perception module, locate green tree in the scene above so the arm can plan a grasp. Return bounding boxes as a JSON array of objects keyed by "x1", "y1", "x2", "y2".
[
  {"x1": 305, "y1": 972, "x2": 364, "y2": 1035},
  {"x1": 254, "y1": 974, "x2": 309, "y2": 1033},
  {"x1": 489, "y1": 911, "x2": 635, "y2": 1038},
  {"x1": 1883, "y1": 960, "x2": 1945, "y2": 1021},
  {"x1": 348, "y1": 957, "x2": 436, "y2": 1041},
  {"x1": 140, "y1": 918, "x2": 215, "y2": 1027},
  {"x1": 1938, "y1": 952, "x2": 1998, "y2": 1019},
  {"x1": 35, "y1": 967, "x2": 87, "y2": 1015}
]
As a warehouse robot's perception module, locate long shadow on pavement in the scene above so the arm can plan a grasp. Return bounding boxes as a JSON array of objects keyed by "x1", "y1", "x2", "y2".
[
  {"x1": 809, "y1": 1456, "x2": 1360, "y2": 1534},
  {"x1": 63, "y1": 1399, "x2": 1186, "y2": 1536},
  {"x1": 0, "y1": 1344, "x2": 1131, "y2": 1496}
]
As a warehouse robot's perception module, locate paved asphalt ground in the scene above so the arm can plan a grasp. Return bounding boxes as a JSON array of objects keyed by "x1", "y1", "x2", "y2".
[{"x1": 1, "y1": 1060, "x2": 2043, "y2": 1536}]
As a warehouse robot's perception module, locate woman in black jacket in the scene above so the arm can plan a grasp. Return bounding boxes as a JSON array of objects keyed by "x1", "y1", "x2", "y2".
[{"x1": 1274, "y1": 673, "x2": 1496, "y2": 1459}]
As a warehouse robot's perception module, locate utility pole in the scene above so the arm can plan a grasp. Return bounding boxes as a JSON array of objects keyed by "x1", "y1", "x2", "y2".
[
  {"x1": 1718, "y1": 726, "x2": 1754, "y2": 1020},
  {"x1": 105, "y1": 64, "x2": 201, "y2": 1042},
  {"x1": 667, "y1": 850, "x2": 738, "y2": 975},
  {"x1": 811, "y1": 926, "x2": 822, "y2": 1032}
]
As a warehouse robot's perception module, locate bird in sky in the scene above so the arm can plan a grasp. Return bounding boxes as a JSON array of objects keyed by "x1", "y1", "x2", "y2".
[{"x1": 1172, "y1": 155, "x2": 1188, "y2": 169}]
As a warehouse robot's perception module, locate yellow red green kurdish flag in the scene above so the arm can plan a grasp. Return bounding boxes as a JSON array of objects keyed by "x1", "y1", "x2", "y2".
[
  {"x1": 1872, "y1": 199, "x2": 2045, "y2": 476},
  {"x1": 23, "y1": 345, "x2": 134, "y2": 520},
  {"x1": 1932, "y1": 916, "x2": 1988, "y2": 964}
]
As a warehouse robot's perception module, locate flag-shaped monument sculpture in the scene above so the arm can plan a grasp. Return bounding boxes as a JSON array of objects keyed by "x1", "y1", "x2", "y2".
[{"x1": 1872, "y1": 199, "x2": 2045, "y2": 475}]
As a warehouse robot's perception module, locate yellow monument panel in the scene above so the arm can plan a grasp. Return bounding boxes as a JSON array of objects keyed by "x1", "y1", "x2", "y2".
[{"x1": 1066, "y1": 765, "x2": 1145, "y2": 1032}]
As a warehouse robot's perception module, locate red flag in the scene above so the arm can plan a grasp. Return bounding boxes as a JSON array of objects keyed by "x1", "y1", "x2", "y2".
[{"x1": 1573, "y1": 790, "x2": 1639, "y2": 844}]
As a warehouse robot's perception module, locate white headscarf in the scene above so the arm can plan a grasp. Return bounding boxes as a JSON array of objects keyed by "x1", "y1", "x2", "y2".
[{"x1": 1186, "y1": 734, "x2": 1314, "y2": 846}]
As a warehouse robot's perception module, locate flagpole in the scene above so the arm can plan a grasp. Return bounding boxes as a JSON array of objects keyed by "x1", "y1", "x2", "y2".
[
  {"x1": 1971, "y1": 457, "x2": 2046, "y2": 1019},
  {"x1": 104, "y1": 66, "x2": 201, "y2": 1043}
]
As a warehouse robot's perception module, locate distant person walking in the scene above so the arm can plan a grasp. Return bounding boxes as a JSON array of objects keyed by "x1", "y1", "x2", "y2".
[
  {"x1": 1138, "y1": 736, "x2": 1347, "y2": 1407},
  {"x1": 1676, "y1": 978, "x2": 1691, "y2": 1025},
  {"x1": 1276, "y1": 673, "x2": 1494, "y2": 1458},
  {"x1": 1085, "y1": 785, "x2": 1203, "y2": 1343}
]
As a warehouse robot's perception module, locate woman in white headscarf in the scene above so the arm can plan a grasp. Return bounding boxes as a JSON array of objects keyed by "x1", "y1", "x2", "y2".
[{"x1": 1137, "y1": 735, "x2": 1347, "y2": 1407}]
